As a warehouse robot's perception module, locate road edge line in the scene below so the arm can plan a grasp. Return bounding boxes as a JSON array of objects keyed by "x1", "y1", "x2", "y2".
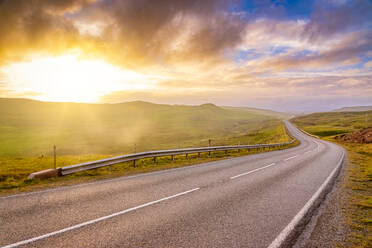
[{"x1": 267, "y1": 150, "x2": 345, "y2": 248}]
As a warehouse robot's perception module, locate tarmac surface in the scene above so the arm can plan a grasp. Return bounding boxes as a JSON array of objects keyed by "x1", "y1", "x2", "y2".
[{"x1": 0, "y1": 121, "x2": 344, "y2": 248}]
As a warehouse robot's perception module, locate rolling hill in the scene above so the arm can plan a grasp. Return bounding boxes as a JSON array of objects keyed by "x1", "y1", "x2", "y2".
[
  {"x1": 222, "y1": 106, "x2": 290, "y2": 120},
  {"x1": 0, "y1": 98, "x2": 290, "y2": 157},
  {"x1": 332, "y1": 106, "x2": 372, "y2": 112},
  {"x1": 291, "y1": 110, "x2": 372, "y2": 137}
]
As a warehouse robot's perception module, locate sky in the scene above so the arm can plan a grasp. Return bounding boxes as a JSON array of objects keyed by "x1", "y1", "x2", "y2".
[{"x1": 0, "y1": 0, "x2": 371, "y2": 112}]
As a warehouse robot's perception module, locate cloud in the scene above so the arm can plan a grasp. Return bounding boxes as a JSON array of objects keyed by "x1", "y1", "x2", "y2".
[
  {"x1": 0, "y1": 0, "x2": 90, "y2": 65},
  {"x1": 239, "y1": 0, "x2": 372, "y2": 73},
  {"x1": 260, "y1": 31, "x2": 371, "y2": 71},
  {"x1": 99, "y1": 74, "x2": 372, "y2": 112},
  {"x1": 88, "y1": 0, "x2": 247, "y2": 68},
  {"x1": 0, "y1": 0, "x2": 371, "y2": 111},
  {"x1": 1, "y1": 0, "x2": 370, "y2": 70},
  {"x1": 0, "y1": 0, "x2": 246, "y2": 68},
  {"x1": 303, "y1": 0, "x2": 372, "y2": 42}
]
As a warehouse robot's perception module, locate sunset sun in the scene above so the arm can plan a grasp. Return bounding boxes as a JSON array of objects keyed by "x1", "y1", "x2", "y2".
[{"x1": 1, "y1": 54, "x2": 152, "y2": 103}]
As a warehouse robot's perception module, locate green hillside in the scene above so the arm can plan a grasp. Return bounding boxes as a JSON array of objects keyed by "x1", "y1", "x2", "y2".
[
  {"x1": 0, "y1": 98, "x2": 293, "y2": 192},
  {"x1": 332, "y1": 106, "x2": 372, "y2": 112},
  {"x1": 0, "y1": 98, "x2": 289, "y2": 157},
  {"x1": 291, "y1": 111, "x2": 371, "y2": 137},
  {"x1": 222, "y1": 106, "x2": 290, "y2": 120}
]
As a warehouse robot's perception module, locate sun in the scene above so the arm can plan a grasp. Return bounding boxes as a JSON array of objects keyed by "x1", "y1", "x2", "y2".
[{"x1": 2, "y1": 54, "x2": 151, "y2": 103}]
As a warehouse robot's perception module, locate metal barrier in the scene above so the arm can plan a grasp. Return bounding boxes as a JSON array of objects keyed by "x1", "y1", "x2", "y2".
[{"x1": 60, "y1": 140, "x2": 295, "y2": 175}]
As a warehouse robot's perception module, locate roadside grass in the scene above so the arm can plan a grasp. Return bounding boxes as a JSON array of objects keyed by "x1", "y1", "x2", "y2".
[
  {"x1": 292, "y1": 111, "x2": 371, "y2": 247},
  {"x1": 340, "y1": 142, "x2": 372, "y2": 247},
  {"x1": 0, "y1": 139, "x2": 299, "y2": 195},
  {"x1": 0, "y1": 99, "x2": 294, "y2": 194}
]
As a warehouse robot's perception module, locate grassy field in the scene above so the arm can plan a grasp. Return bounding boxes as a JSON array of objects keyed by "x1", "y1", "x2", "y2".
[
  {"x1": 292, "y1": 111, "x2": 371, "y2": 247},
  {"x1": 0, "y1": 98, "x2": 291, "y2": 193},
  {"x1": 292, "y1": 111, "x2": 371, "y2": 137}
]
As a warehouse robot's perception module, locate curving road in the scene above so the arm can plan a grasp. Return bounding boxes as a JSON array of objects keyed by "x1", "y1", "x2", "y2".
[{"x1": 0, "y1": 121, "x2": 344, "y2": 248}]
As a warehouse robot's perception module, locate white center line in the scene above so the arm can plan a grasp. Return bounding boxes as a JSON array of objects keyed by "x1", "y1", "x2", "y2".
[
  {"x1": 1, "y1": 188, "x2": 200, "y2": 248},
  {"x1": 230, "y1": 163, "x2": 276, "y2": 179},
  {"x1": 304, "y1": 150, "x2": 312, "y2": 154},
  {"x1": 284, "y1": 155, "x2": 298, "y2": 161}
]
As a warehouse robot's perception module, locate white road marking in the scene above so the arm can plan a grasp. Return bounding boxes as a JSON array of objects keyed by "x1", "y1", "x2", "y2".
[
  {"x1": 0, "y1": 163, "x2": 209, "y2": 199},
  {"x1": 267, "y1": 153, "x2": 345, "y2": 248},
  {"x1": 0, "y1": 153, "x2": 250, "y2": 200},
  {"x1": 304, "y1": 150, "x2": 312, "y2": 154},
  {"x1": 314, "y1": 142, "x2": 320, "y2": 151},
  {"x1": 1, "y1": 188, "x2": 200, "y2": 248},
  {"x1": 230, "y1": 163, "x2": 276, "y2": 179},
  {"x1": 284, "y1": 155, "x2": 297, "y2": 161}
]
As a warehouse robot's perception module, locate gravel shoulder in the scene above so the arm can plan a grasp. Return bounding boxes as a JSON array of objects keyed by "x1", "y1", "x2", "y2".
[
  {"x1": 296, "y1": 142, "x2": 372, "y2": 248},
  {"x1": 295, "y1": 158, "x2": 351, "y2": 248}
]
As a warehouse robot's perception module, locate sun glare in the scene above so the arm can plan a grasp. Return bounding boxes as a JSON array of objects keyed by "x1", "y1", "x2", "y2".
[{"x1": 2, "y1": 54, "x2": 152, "y2": 102}]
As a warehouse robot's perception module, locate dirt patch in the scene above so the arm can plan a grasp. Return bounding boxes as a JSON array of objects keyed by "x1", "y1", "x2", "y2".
[{"x1": 335, "y1": 128, "x2": 372, "y2": 143}]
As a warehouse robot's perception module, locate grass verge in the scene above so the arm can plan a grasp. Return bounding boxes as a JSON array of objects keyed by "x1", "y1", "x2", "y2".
[
  {"x1": 0, "y1": 140, "x2": 299, "y2": 196},
  {"x1": 292, "y1": 112, "x2": 371, "y2": 247}
]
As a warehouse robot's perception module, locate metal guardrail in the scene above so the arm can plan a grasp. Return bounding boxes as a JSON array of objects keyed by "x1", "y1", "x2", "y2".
[
  {"x1": 289, "y1": 121, "x2": 320, "y2": 139},
  {"x1": 60, "y1": 140, "x2": 295, "y2": 176},
  {"x1": 298, "y1": 128, "x2": 320, "y2": 139}
]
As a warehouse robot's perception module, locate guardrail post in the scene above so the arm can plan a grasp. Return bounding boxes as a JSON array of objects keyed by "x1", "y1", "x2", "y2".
[
  {"x1": 49, "y1": 132, "x2": 297, "y2": 177},
  {"x1": 208, "y1": 139, "x2": 212, "y2": 157},
  {"x1": 53, "y1": 145, "x2": 56, "y2": 169}
]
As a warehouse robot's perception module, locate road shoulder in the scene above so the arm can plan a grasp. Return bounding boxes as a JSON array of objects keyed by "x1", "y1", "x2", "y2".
[
  {"x1": 297, "y1": 144, "x2": 372, "y2": 247},
  {"x1": 295, "y1": 157, "x2": 351, "y2": 247}
]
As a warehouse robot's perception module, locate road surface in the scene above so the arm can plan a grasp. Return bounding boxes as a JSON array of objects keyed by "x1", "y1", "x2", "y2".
[{"x1": 0, "y1": 121, "x2": 344, "y2": 248}]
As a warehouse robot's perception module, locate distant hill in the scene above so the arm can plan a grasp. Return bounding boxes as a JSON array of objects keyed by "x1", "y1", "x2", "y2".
[
  {"x1": 291, "y1": 110, "x2": 372, "y2": 137},
  {"x1": 222, "y1": 106, "x2": 291, "y2": 120},
  {"x1": 0, "y1": 98, "x2": 289, "y2": 157},
  {"x1": 332, "y1": 106, "x2": 372, "y2": 112}
]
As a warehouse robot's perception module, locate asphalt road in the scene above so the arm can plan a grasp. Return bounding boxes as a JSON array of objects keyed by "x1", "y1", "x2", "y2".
[{"x1": 0, "y1": 121, "x2": 344, "y2": 248}]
